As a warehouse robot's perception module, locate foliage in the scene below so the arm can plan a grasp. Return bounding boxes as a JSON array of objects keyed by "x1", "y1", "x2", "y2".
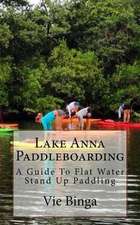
[
  {"x1": 66, "y1": 0, "x2": 140, "y2": 75},
  {"x1": 109, "y1": 62, "x2": 140, "y2": 111},
  {"x1": 0, "y1": 58, "x2": 12, "y2": 107},
  {"x1": 46, "y1": 42, "x2": 109, "y2": 113},
  {"x1": 0, "y1": 0, "x2": 140, "y2": 117}
]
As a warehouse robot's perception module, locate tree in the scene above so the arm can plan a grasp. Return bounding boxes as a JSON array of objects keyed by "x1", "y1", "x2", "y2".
[
  {"x1": 0, "y1": 0, "x2": 28, "y2": 7},
  {"x1": 66, "y1": 0, "x2": 140, "y2": 74},
  {"x1": 0, "y1": 0, "x2": 140, "y2": 117},
  {"x1": 109, "y1": 61, "x2": 140, "y2": 111},
  {"x1": 45, "y1": 42, "x2": 108, "y2": 114},
  {"x1": 0, "y1": 57, "x2": 12, "y2": 107}
]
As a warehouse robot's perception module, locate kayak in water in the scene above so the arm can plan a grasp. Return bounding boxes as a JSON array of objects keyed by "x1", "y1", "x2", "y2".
[
  {"x1": 96, "y1": 120, "x2": 140, "y2": 128},
  {"x1": 0, "y1": 123, "x2": 18, "y2": 128},
  {"x1": 62, "y1": 118, "x2": 140, "y2": 129}
]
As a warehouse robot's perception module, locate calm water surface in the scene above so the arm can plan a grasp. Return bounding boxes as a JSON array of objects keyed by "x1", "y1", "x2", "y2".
[{"x1": 0, "y1": 122, "x2": 140, "y2": 225}]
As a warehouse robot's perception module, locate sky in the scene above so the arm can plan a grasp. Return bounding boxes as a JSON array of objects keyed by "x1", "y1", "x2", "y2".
[{"x1": 29, "y1": 0, "x2": 41, "y2": 5}]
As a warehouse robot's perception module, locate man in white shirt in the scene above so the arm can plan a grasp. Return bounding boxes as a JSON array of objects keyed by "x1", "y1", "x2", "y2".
[
  {"x1": 76, "y1": 107, "x2": 91, "y2": 129},
  {"x1": 118, "y1": 103, "x2": 125, "y2": 119}
]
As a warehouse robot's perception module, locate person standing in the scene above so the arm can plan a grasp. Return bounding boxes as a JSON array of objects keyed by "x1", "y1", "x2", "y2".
[
  {"x1": 123, "y1": 104, "x2": 131, "y2": 122},
  {"x1": 118, "y1": 103, "x2": 131, "y2": 122},
  {"x1": 118, "y1": 103, "x2": 125, "y2": 120}
]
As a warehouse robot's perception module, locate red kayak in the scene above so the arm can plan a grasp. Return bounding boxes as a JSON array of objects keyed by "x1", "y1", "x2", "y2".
[
  {"x1": 62, "y1": 118, "x2": 140, "y2": 129},
  {"x1": 96, "y1": 120, "x2": 140, "y2": 129}
]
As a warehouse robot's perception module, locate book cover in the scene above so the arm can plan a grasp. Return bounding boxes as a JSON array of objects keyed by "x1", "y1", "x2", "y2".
[{"x1": 0, "y1": 0, "x2": 140, "y2": 225}]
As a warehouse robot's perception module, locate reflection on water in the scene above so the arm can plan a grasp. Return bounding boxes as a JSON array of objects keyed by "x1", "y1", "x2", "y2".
[{"x1": 0, "y1": 123, "x2": 140, "y2": 224}]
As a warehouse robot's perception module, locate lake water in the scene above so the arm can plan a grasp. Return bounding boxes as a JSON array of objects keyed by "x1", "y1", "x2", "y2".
[{"x1": 0, "y1": 122, "x2": 140, "y2": 225}]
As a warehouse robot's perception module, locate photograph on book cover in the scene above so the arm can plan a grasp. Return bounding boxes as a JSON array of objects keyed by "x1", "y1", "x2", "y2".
[{"x1": 0, "y1": 0, "x2": 140, "y2": 224}]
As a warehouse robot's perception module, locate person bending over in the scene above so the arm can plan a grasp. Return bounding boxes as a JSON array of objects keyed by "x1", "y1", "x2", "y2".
[
  {"x1": 35, "y1": 110, "x2": 64, "y2": 130},
  {"x1": 76, "y1": 107, "x2": 92, "y2": 130}
]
